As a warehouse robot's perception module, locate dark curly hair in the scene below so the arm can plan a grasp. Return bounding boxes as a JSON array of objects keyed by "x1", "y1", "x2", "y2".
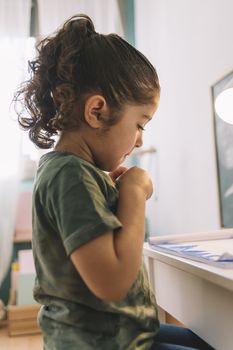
[{"x1": 14, "y1": 14, "x2": 160, "y2": 149}]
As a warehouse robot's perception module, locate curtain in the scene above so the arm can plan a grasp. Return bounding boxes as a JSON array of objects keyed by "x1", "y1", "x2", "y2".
[
  {"x1": 37, "y1": 0, "x2": 124, "y2": 37},
  {"x1": 0, "y1": 0, "x2": 32, "y2": 287},
  {"x1": 0, "y1": 0, "x2": 31, "y2": 37},
  {"x1": 118, "y1": 0, "x2": 135, "y2": 45}
]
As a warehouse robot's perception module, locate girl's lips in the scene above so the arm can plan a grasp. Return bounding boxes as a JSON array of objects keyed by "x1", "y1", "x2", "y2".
[
  {"x1": 122, "y1": 150, "x2": 133, "y2": 161},
  {"x1": 125, "y1": 150, "x2": 132, "y2": 157}
]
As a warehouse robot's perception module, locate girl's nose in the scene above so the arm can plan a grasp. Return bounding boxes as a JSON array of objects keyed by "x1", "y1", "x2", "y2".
[{"x1": 135, "y1": 132, "x2": 143, "y2": 148}]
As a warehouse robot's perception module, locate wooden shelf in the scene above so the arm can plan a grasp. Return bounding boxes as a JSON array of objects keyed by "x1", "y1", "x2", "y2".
[
  {"x1": 14, "y1": 228, "x2": 32, "y2": 243},
  {"x1": 13, "y1": 237, "x2": 32, "y2": 243},
  {"x1": 7, "y1": 304, "x2": 41, "y2": 336}
]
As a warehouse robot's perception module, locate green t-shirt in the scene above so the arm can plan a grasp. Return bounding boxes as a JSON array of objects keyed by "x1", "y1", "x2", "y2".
[{"x1": 32, "y1": 151, "x2": 159, "y2": 349}]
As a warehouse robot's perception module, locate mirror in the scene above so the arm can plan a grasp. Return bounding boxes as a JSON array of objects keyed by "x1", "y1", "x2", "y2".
[{"x1": 212, "y1": 70, "x2": 233, "y2": 227}]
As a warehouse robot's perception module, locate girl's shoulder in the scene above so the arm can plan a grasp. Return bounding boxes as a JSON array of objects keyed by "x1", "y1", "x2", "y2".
[
  {"x1": 37, "y1": 150, "x2": 113, "y2": 189},
  {"x1": 39, "y1": 150, "x2": 97, "y2": 174}
]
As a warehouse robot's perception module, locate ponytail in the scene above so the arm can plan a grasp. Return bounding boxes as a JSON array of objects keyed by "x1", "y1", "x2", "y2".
[{"x1": 15, "y1": 14, "x2": 160, "y2": 149}]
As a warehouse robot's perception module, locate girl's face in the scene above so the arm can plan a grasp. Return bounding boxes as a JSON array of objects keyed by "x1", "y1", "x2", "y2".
[{"x1": 92, "y1": 100, "x2": 158, "y2": 172}]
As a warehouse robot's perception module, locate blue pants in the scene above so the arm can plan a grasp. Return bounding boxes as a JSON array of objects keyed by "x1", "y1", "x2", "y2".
[{"x1": 150, "y1": 324, "x2": 215, "y2": 350}]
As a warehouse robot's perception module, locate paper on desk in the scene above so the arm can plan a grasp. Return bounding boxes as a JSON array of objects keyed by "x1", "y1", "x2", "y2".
[
  {"x1": 149, "y1": 230, "x2": 233, "y2": 268},
  {"x1": 148, "y1": 228, "x2": 233, "y2": 244}
]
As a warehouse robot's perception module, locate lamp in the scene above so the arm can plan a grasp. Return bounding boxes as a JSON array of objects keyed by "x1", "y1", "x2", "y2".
[{"x1": 214, "y1": 72, "x2": 233, "y2": 124}]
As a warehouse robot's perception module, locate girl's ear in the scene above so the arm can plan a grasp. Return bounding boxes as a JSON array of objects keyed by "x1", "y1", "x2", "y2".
[{"x1": 84, "y1": 95, "x2": 108, "y2": 128}]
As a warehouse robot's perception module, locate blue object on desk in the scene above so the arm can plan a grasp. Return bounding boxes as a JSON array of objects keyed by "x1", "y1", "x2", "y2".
[{"x1": 150, "y1": 241, "x2": 233, "y2": 268}]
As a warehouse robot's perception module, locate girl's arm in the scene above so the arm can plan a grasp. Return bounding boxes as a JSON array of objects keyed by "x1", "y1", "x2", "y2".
[{"x1": 70, "y1": 167, "x2": 153, "y2": 301}]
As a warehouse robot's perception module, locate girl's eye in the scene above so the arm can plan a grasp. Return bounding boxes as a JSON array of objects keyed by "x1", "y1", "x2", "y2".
[{"x1": 138, "y1": 125, "x2": 145, "y2": 131}]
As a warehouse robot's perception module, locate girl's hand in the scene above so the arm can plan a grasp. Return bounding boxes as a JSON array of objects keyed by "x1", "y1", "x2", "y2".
[
  {"x1": 109, "y1": 166, "x2": 128, "y2": 183},
  {"x1": 117, "y1": 166, "x2": 153, "y2": 200}
]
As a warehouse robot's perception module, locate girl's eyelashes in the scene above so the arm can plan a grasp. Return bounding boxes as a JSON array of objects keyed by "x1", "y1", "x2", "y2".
[{"x1": 137, "y1": 125, "x2": 146, "y2": 131}]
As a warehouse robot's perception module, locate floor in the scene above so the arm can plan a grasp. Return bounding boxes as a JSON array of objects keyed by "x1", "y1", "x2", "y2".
[{"x1": 0, "y1": 324, "x2": 43, "y2": 350}]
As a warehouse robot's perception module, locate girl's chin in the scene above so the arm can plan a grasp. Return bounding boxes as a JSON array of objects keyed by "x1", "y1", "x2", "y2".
[
  {"x1": 99, "y1": 157, "x2": 126, "y2": 172},
  {"x1": 107, "y1": 162, "x2": 123, "y2": 173}
]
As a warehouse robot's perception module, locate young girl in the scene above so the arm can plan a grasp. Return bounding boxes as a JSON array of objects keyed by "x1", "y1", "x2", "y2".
[{"x1": 15, "y1": 14, "x2": 214, "y2": 350}]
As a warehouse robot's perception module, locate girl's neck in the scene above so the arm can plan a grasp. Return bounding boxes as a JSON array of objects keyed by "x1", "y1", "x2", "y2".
[{"x1": 54, "y1": 131, "x2": 94, "y2": 165}]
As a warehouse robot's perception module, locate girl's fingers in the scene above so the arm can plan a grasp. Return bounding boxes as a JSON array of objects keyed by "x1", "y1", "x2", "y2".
[{"x1": 109, "y1": 166, "x2": 128, "y2": 182}]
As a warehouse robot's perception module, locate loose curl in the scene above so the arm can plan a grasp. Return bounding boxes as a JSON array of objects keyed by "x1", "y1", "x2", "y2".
[{"x1": 14, "y1": 14, "x2": 160, "y2": 149}]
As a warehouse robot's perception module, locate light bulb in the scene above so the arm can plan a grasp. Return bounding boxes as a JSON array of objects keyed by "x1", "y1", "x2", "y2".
[{"x1": 215, "y1": 87, "x2": 233, "y2": 124}]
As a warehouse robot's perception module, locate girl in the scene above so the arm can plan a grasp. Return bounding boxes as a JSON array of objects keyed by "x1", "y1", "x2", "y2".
[{"x1": 15, "y1": 14, "x2": 213, "y2": 350}]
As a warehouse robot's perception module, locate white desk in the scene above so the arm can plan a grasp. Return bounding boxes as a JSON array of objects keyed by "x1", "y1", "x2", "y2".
[{"x1": 143, "y1": 243, "x2": 233, "y2": 350}]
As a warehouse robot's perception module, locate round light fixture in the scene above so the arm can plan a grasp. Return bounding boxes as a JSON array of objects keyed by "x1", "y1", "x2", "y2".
[{"x1": 215, "y1": 87, "x2": 233, "y2": 124}]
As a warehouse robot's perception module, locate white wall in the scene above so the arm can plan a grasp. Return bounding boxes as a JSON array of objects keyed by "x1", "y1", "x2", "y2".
[{"x1": 135, "y1": 0, "x2": 233, "y2": 235}]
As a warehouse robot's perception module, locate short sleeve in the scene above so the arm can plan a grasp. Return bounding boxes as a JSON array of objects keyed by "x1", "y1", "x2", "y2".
[{"x1": 48, "y1": 164, "x2": 122, "y2": 256}]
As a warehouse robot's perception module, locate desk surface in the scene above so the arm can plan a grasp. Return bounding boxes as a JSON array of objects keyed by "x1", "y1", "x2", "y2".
[
  {"x1": 143, "y1": 243, "x2": 233, "y2": 350},
  {"x1": 144, "y1": 242, "x2": 233, "y2": 292}
]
